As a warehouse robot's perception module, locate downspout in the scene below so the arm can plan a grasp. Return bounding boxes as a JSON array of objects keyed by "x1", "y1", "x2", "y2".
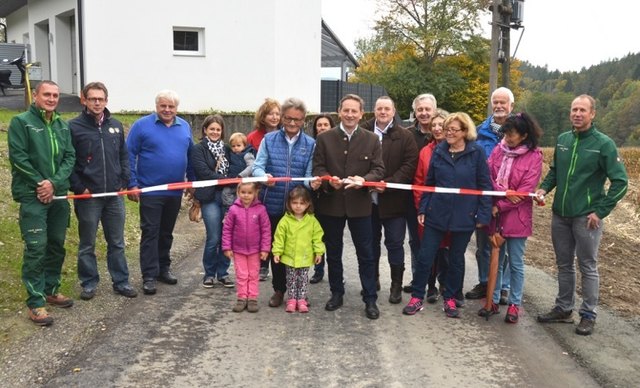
[{"x1": 77, "y1": 0, "x2": 85, "y2": 88}]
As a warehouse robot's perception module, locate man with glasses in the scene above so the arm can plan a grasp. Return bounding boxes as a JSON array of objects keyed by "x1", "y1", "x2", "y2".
[
  {"x1": 8, "y1": 81, "x2": 76, "y2": 326},
  {"x1": 69, "y1": 82, "x2": 137, "y2": 301},
  {"x1": 252, "y1": 97, "x2": 320, "y2": 308}
]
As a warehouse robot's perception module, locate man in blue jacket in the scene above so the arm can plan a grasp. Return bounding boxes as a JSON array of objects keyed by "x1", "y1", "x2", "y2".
[
  {"x1": 127, "y1": 90, "x2": 194, "y2": 295},
  {"x1": 465, "y1": 87, "x2": 514, "y2": 303},
  {"x1": 69, "y1": 82, "x2": 137, "y2": 301}
]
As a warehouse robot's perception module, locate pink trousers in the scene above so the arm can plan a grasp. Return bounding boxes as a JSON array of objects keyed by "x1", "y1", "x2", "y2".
[{"x1": 234, "y1": 253, "x2": 261, "y2": 299}]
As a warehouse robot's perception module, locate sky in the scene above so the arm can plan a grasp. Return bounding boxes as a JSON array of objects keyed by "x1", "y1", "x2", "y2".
[{"x1": 321, "y1": 0, "x2": 639, "y2": 73}]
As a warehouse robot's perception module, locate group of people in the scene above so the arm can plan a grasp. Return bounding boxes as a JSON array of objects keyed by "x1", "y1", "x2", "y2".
[{"x1": 8, "y1": 81, "x2": 628, "y2": 336}]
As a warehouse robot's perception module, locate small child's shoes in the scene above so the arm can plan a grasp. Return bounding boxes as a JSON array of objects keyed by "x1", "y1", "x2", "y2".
[
  {"x1": 297, "y1": 299, "x2": 309, "y2": 313},
  {"x1": 285, "y1": 299, "x2": 297, "y2": 313}
]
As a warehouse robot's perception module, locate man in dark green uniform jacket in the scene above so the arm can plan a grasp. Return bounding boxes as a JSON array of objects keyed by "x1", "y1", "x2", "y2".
[
  {"x1": 8, "y1": 81, "x2": 76, "y2": 326},
  {"x1": 536, "y1": 94, "x2": 628, "y2": 336}
]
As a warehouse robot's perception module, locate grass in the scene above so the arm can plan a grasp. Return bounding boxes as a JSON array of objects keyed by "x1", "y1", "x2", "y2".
[{"x1": 0, "y1": 109, "x2": 143, "y2": 319}]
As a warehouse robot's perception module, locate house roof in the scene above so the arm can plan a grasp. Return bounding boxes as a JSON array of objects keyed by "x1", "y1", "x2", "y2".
[
  {"x1": 0, "y1": 0, "x2": 26, "y2": 17},
  {"x1": 321, "y1": 19, "x2": 358, "y2": 68}
]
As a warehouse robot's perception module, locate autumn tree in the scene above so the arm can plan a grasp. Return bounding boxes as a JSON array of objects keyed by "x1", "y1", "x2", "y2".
[{"x1": 353, "y1": 0, "x2": 500, "y2": 117}]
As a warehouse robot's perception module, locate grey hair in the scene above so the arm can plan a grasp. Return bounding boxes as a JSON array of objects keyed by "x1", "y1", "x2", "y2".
[
  {"x1": 281, "y1": 97, "x2": 307, "y2": 116},
  {"x1": 412, "y1": 93, "x2": 437, "y2": 111},
  {"x1": 155, "y1": 89, "x2": 180, "y2": 106},
  {"x1": 491, "y1": 87, "x2": 514, "y2": 104}
]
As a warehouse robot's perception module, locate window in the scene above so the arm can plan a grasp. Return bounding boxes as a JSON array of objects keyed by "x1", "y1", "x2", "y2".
[{"x1": 173, "y1": 27, "x2": 204, "y2": 56}]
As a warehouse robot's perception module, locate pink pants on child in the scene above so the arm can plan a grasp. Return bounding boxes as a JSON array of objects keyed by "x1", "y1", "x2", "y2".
[{"x1": 234, "y1": 252, "x2": 261, "y2": 299}]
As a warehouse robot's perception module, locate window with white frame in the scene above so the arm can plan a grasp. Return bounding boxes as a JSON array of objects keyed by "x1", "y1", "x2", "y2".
[{"x1": 173, "y1": 27, "x2": 204, "y2": 56}]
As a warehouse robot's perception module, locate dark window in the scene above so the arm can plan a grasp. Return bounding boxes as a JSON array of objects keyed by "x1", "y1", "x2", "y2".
[{"x1": 173, "y1": 30, "x2": 198, "y2": 51}]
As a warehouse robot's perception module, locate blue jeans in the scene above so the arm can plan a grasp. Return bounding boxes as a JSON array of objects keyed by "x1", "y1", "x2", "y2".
[
  {"x1": 474, "y1": 228, "x2": 492, "y2": 285},
  {"x1": 75, "y1": 197, "x2": 130, "y2": 289},
  {"x1": 372, "y1": 205, "x2": 407, "y2": 275},
  {"x1": 201, "y1": 200, "x2": 229, "y2": 280},
  {"x1": 412, "y1": 225, "x2": 473, "y2": 300},
  {"x1": 491, "y1": 237, "x2": 526, "y2": 305},
  {"x1": 552, "y1": 214, "x2": 603, "y2": 319},
  {"x1": 317, "y1": 214, "x2": 377, "y2": 303},
  {"x1": 139, "y1": 195, "x2": 181, "y2": 280}
]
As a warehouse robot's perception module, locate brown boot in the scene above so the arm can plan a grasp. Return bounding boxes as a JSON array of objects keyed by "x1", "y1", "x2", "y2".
[
  {"x1": 46, "y1": 293, "x2": 74, "y2": 308},
  {"x1": 269, "y1": 291, "x2": 284, "y2": 307},
  {"x1": 247, "y1": 299, "x2": 259, "y2": 313},
  {"x1": 232, "y1": 299, "x2": 247, "y2": 312},
  {"x1": 28, "y1": 307, "x2": 54, "y2": 326}
]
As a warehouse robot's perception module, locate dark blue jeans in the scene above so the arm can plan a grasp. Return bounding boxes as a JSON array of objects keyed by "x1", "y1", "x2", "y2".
[
  {"x1": 371, "y1": 205, "x2": 406, "y2": 276},
  {"x1": 317, "y1": 214, "x2": 377, "y2": 303},
  {"x1": 405, "y1": 202, "x2": 421, "y2": 277},
  {"x1": 75, "y1": 196, "x2": 130, "y2": 289},
  {"x1": 412, "y1": 224, "x2": 473, "y2": 300},
  {"x1": 139, "y1": 195, "x2": 181, "y2": 280}
]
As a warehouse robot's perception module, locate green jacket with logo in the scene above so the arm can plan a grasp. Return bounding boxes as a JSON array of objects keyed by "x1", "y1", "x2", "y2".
[
  {"x1": 540, "y1": 125, "x2": 628, "y2": 219},
  {"x1": 8, "y1": 104, "x2": 75, "y2": 201}
]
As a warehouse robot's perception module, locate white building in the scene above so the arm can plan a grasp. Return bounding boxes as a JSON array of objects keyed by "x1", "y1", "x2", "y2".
[{"x1": 0, "y1": 0, "x2": 357, "y2": 113}]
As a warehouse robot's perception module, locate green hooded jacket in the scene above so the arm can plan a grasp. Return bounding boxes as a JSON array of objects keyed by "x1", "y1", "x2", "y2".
[
  {"x1": 8, "y1": 104, "x2": 75, "y2": 201},
  {"x1": 540, "y1": 125, "x2": 628, "y2": 219}
]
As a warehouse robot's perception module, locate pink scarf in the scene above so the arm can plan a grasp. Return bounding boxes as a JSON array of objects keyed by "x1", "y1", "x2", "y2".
[{"x1": 495, "y1": 140, "x2": 529, "y2": 190}]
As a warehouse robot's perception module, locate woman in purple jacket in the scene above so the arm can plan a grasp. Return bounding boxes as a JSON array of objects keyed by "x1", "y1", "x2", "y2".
[{"x1": 482, "y1": 112, "x2": 543, "y2": 323}]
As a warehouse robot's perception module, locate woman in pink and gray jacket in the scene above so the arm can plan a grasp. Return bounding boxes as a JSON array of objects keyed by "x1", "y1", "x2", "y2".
[{"x1": 483, "y1": 112, "x2": 543, "y2": 323}]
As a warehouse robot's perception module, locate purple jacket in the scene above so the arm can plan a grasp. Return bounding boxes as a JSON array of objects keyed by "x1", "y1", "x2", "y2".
[
  {"x1": 222, "y1": 198, "x2": 271, "y2": 255},
  {"x1": 487, "y1": 144, "x2": 543, "y2": 238}
]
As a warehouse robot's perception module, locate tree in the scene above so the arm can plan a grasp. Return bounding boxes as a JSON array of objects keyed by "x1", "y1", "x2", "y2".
[{"x1": 353, "y1": 0, "x2": 498, "y2": 116}]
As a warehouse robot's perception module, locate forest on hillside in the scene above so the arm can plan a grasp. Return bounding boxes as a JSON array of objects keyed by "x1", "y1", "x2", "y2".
[{"x1": 517, "y1": 52, "x2": 640, "y2": 146}]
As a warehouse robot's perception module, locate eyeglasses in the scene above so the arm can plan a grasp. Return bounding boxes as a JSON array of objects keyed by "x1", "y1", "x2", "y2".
[
  {"x1": 283, "y1": 116, "x2": 305, "y2": 124},
  {"x1": 86, "y1": 97, "x2": 106, "y2": 104},
  {"x1": 445, "y1": 127, "x2": 464, "y2": 133}
]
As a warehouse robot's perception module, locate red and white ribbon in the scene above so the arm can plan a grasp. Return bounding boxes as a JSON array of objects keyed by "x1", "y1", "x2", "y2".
[{"x1": 53, "y1": 175, "x2": 544, "y2": 203}]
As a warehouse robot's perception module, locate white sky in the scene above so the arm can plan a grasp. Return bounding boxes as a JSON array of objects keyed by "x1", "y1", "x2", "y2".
[{"x1": 321, "y1": 0, "x2": 639, "y2": 73}]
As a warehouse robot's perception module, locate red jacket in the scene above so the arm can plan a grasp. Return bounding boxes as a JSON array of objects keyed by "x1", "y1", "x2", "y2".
[{"x1": 222, "y1": 198, "x2": 272, "y2": 255}]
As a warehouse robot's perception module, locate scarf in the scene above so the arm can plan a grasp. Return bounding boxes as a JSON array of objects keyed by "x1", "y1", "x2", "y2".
[
  {"x1": 495, "y1": 139, "x2": 529, "y2": 190},
  {"x1": 490, "y1": 117, "x2": 504, "y2": 137},
  {"x1": 206, "y1": 138, "x2": 229, "y2": 176}
]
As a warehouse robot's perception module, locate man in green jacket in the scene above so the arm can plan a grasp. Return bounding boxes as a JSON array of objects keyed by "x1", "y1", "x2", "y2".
[
  {"x1": 8, "y1": 81, "x2": 76, "y2": 326},
  {"x1": 536, "y1": 94, "x2": 628, "y2": 336}
]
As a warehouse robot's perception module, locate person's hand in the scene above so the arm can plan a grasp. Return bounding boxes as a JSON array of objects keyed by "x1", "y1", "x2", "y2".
[
  {"x1": 535, "y1": 189, "x2": 546, "y2": 202},
  {"x1": 36, "y1": 179, "x2": 54, "y2": 204},
  {"x1": 314, "y1": 255, "x2": 322, "y2": 264},
  {"x1": 127, "y1": 187, "x2": 140, "y2": 202},
  {"x1": 265, "y1": 173, "x2": 275, "y2": 187},
  {"x1": 273, "y1": 255, "x2": 281, "y2": 263},
  {"x1": 476, "y1": 223, "x2": 486, "y2": 229},
  {"x1": 492, "y1": 206, "x2": 499, "y2": 217},
  {"x1": 344, "y1": 175, "x2": 364, "y2": 189},
  {"x1": 329, "y1": 176, "x2": 343, "y2": 190},
  {"x1": 224, "y1": 250, "x2": 234, "y2": 259},
  {"x1": 417, "y1": 214, "x2": 425, "y2": 226},
  {"x1": 586, "y1": 212, "x2": 601, "y2": 229},
  {"x1": 371, "y1": 181, "x2": 385, "y2": 193},
  {"x1": 260, "y1": 252, "x2": 269, "y2": 261},
  {"x1": 506, "y1": 189, "x2": 525, "y2": 204},
  {"x1": 310, "y1": 176, "x2": 322, "y2": 190}
]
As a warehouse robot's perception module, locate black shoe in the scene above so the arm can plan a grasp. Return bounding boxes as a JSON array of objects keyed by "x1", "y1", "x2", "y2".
[
  {"x1": 143, "y1": 279, "x2": 157, "y2": 295},
  {"x1": 157, "y1": 270, "x2": 178, "y2": 285},
  {"x1": 114, "y1": 284, "x2": 138, "y2": 298},
  {"x1": 80, "y1": 287, "x2": 96, "y2": 301},
  {"x1": 325, "y1": 294, "x2": 343, "y2": 311},
  {"x1": 402, "y1": 283, "x2": 413, "y2": 293},
  {"x1": 426, "y1": 287, "x2": 438, "y2": 304},
  {"x1": 464, "y1": 283, "x2": 487, "y2": 300},
  {"x1": 218, "y1": 277, "x2": 235, "y2": 288},
  {"x1": 537, "y1": 307, "x2": 574, "y2": 323},
  {"x1": 310, "y1": 273, "x2": 323, "y2": 284},
  {"x1": 575, "y1": 316, "x2": 595, "y2": 336},
  {"x1": 365, "y1": 302, "x2": 380, "y2": 320}
]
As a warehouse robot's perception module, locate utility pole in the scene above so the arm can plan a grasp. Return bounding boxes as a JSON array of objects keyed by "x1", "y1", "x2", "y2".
[{"x1": 488, "y1": 0, "x2": 524, "y2": 115}]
